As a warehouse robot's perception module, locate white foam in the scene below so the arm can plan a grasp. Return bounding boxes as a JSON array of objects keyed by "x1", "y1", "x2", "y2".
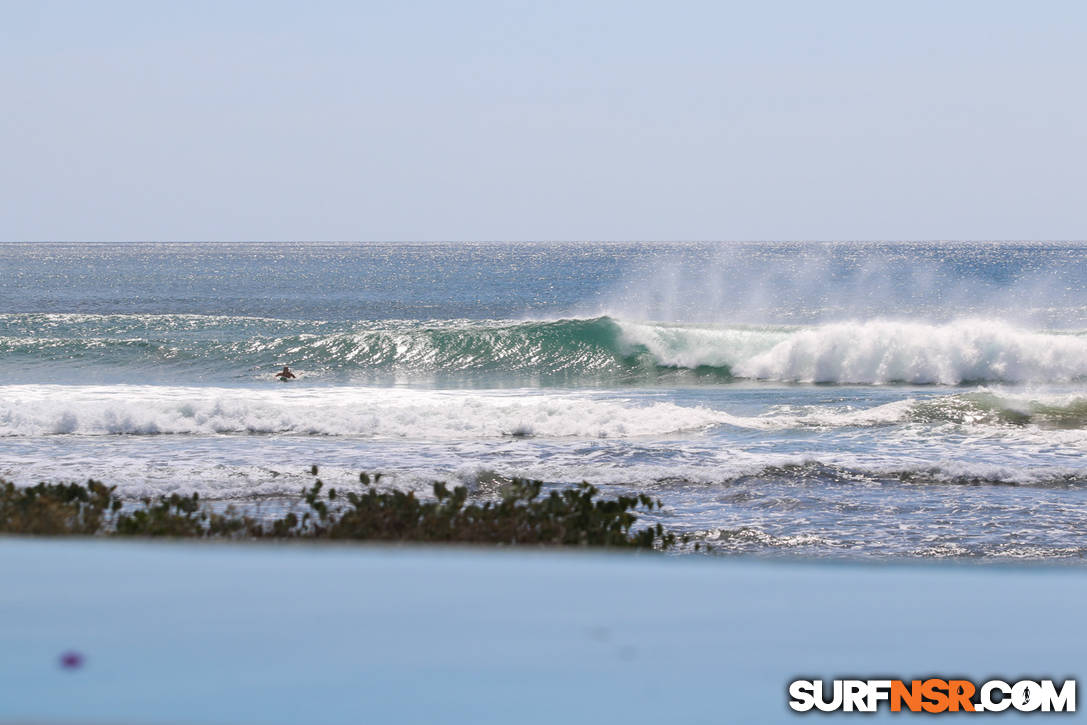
[
  {"x1": 0, "y1": 385, "x2": 731, "y2": 439},
  {"x1": 617, "y1": 318, "x2": 1087, "y2": 384}
]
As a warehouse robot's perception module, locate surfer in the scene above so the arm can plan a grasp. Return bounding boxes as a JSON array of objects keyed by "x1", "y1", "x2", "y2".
[{"x1": 275, "y1": 365, "x2": 297, "y2": 381}]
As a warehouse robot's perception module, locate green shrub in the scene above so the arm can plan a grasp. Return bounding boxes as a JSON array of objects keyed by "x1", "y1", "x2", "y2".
[
  {"x1": 0, "y1": 479, "x2": 118, "y2": 535},
  {"x1": 0, "y1": 473, "x2": 684, "y2": 550}
]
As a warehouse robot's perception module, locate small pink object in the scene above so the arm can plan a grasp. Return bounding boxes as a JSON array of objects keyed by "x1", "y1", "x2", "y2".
[{"x1": 59, "y1": 651, "x2": 84, "y2": 670}]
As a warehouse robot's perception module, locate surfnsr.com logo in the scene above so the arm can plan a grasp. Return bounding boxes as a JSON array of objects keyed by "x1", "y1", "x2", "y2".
[{"x1": 788, "y1": 679, "x2": 1076, "y2": 713}]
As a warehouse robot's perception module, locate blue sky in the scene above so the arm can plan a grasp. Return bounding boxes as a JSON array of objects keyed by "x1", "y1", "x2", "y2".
[{"x1": 2, "y1": 0, "x2": 1085, "y2": 241}]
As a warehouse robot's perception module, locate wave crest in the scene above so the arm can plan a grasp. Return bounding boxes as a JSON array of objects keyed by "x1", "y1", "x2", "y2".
[{"x1": 727, "y1": 319, "x2": 1087, "y2": 384}]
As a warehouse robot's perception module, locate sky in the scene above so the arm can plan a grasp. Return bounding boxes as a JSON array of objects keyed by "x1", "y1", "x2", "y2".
[{"x1": 2, "y1": 0, "x2": 1085, "y2": 242}]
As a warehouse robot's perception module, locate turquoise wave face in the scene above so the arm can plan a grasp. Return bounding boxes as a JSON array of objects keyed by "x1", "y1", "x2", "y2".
[
  {"x1": 907, "y1": 392, "x2": 1087, "y2": 429},
  {"x1": 0, "y1": 314, "x2": 734, "y2": 385}
]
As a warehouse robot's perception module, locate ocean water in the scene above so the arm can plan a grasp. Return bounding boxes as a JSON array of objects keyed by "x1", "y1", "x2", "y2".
[{"x1": 1, "y1": 241, "x2": 1085, "y2": 560}]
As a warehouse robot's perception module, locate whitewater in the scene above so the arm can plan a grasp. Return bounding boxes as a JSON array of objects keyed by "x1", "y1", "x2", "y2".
[{"x1": 1, "y1": 241, "x2": 1085, "y2": 560}]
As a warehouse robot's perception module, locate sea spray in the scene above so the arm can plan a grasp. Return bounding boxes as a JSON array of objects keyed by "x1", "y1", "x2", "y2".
[{"x1": 591, "y1": 242, "x2": 1087, "y2": 327}]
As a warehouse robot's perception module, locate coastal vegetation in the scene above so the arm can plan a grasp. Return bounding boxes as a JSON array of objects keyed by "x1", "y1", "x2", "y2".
[{"x1": 0, "y1": 470, "x2": 688, "y2": 550}]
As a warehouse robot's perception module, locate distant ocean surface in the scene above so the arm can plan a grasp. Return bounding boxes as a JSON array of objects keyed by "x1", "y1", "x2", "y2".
[{"x1": 2, "y1": 242, "x2": 1085, "y2": 560}]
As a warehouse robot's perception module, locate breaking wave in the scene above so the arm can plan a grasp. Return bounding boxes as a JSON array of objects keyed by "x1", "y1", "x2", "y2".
[{"x1": 1, "y1": 313, "x2": 1085, "y2": 385}]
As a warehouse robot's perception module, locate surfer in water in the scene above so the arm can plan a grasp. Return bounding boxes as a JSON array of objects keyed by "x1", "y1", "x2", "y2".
[{"x1": 275, "y1": 365, "x2": 297, "y2": 381}]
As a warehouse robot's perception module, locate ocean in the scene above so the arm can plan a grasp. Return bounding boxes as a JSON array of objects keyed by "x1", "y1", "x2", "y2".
[{"x1": 1, "y1": 241, "x2": 1084, "y2": 560}]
